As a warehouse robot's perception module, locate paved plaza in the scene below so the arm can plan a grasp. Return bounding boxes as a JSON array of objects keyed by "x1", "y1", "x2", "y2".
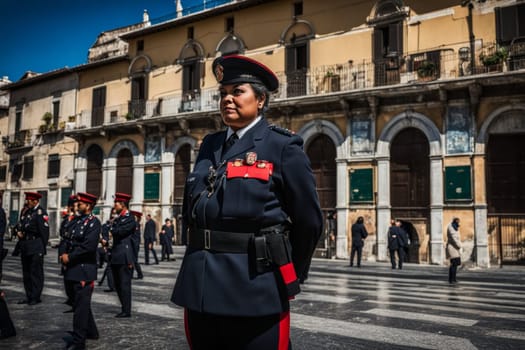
[{"x1": 0, "y1": 240, "x2": 524, "y2": 349}]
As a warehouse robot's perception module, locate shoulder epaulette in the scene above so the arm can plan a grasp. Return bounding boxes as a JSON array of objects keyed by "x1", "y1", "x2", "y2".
[{"x1": 268, "y1": 124, "x2": 295, "y2": 136}]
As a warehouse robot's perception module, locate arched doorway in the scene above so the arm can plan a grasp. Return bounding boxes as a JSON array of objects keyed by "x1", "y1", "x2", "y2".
[
  {"x1": 86, "y1": 144, "x2": 103, "y2": 198},
  {"x1": 486, "y1": 133, "x2": 525, "y2": 263},
  {"x1": 116, "y1": 148, "x2": 133, "y2": 195},
  {"x1": 390, "y1": 127, "x2": 430, "y2": 263},
  {"x1": 173, "y1": 144, "x2": 192, "y2": 244},
  {"x1": 306, "y1": 134, "x2": 336, "y2": 257}
]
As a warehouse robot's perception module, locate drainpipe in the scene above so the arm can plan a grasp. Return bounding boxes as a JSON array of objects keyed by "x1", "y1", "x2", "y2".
[{"x1": 467, "y1": 2, "x2": 476, "y2": 74}]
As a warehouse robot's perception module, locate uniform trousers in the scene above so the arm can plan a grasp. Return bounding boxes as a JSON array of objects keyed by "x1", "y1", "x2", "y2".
[
  {"x1": 111, "y1": 264, "x2": 132, "y2": 314},
  {"x1": 184, "y1": 308, "x2": 292, "y2": 350},
  {"x1": 349, "y1": 245, "x2": 363, "y2": 266},
  {"x1": 144, "y1": 242, "x2": 159, "y2": 264},
  {"x1": 0, "y1": 290, "x2": 16, "y2": 338},
  {"x1": 69, "y1": 281, "x2": 98, "y2": 345},
  {"x1": 21, "y1": 253, "x2": 44, "y2": 302},
  {"x1": 449, "y1": 257, "x2": 461, "y2": 283},
  {"x1": 389, "y1": 248, "x2": 405, "y2": 269},
  {"x1": 64, "y1": 274, "x2": 75, "y2": 306}
]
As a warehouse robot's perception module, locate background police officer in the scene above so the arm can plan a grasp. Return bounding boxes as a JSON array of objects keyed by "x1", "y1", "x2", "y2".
[
  {"x1": 59, "y1": 194, "x2": 78, "y2": 310},
  {"x1": 130, "y1": 210, "x2": 144, "y2": 279},
  {"x1": 17, "y1": 192, "x2": 49, "y2": 305},
  {"x1": 143, "y1": 214, "x2": 159, "y2": 265},
  {"x1": 60, "y1": 192, "x2": 100, "y2": 349},
  {"x1": 110, "y1": 193, "x2": 135, "y2": 318}
]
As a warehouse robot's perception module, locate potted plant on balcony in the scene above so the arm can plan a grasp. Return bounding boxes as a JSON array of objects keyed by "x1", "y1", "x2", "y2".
[
  {"x1": 322, "y1": 70, "x2": 340, "y2": 93},
  {"x1": 416, "y1": 60, "x2": 436, "y2": 81},
  {"x1": 479, "y1": 47, "x2": 508, "y2": 72}
]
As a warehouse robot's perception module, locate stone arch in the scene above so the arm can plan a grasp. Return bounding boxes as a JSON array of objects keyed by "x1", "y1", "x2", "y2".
[
  {"x1": 216, "y1": 33, "x2": 246, "y2": 55},
  {"x1": 176, "y1": 39, "x2": 205, "y2": 64},
  {"x1": 78, "y1": 142, "x2": 107, "y2": 160},
  {"x1": 377, "y1": 111, "x2": 442, "y2": 157},
  {"x1": 476, "y1": 104, "x2": 525, "y2": 153},
  {"x1": 369, "y1": 0, "x2": 406, "y2": 20},
  {"x1": 297, "y1": 119, "x2": 345, "y2": 153},
  {"x1": 279, "y1": 18, "x2": 315, "y2": 45},
  {"x1": 165, "y1": 135, "x2": 198, "y2": 156},
  {"x1": 128, "y1": 54, "x2": 152, "y2": 76},
  {"x1": 109, "y1": 139, "x2": 140, "y2": 159}
]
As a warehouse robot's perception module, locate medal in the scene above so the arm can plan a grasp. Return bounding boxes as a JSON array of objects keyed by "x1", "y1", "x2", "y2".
[
  {"x1": 245, "y1": 152, "x2": 257, "y2": 165},
  {"x1": 233, "y1": 159, "x2": 243, "y2": 167}
]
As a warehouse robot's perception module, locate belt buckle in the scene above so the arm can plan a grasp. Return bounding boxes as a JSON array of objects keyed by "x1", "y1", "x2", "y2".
[{"x1": 204, "y1": 229, "x2": 211, "y2": 250}]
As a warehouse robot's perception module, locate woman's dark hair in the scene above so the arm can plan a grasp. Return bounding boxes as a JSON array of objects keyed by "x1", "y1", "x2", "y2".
[
  {"x1": 250, "y1": 82, "x2": 270, "y2": 115},
  {"x1": 356, "y1": 216, "x2": 364, "y2": 224}
]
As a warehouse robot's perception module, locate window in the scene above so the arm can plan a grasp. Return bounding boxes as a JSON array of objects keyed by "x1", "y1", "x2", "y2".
[
  {"x1": 294, "y1": 2, "x2": 303, "y2": 17},
  {"x1": 137, "y1": 39, "x2": 144, "y2": 52},
  {"x1": 225, "y1": 17, "x2": 234, "y2": 32},
  {"x1": 0, "y1": 165, "x2": 6, "y2": 182},
  {"x1": 11, "y1": 160, "x2": 22, "y2": 182},
  {"x1": 23, "y1": 156, "x2": 34, "y2": 180},
  {"x1": 15, "y1": 103, "x2": 23, "y2": 134},
  {"x1": 52, "y1": 100, "x2": 60, "y2": 128},
  {"x1": 495, "y1": 4, "x2": 525, "y2": 45},
  {"x1": 61, "y1": 187, "x2": 73, "y2": 207},
  {"x1": 187, "y1": 26, "x2": 194, "y2": 39},
  {"x1": 48, "y1": 154, "x2": 60, "y2": 178}
]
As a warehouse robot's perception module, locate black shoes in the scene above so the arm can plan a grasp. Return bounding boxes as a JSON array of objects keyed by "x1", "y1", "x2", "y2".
[{"x1": 115, "y1": 312, "x2": 131, "y2": 318}]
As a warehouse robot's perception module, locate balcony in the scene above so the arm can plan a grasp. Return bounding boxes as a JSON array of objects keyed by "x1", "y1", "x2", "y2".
[
  {"x1": 65, "y1": 41, "x2": 525, "y2": 132},
  {"x1": 3, "y1": 129, "x2": 34, "y2": 153}
]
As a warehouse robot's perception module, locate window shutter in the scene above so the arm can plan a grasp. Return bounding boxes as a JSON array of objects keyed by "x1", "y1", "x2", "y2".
[{"x1": 372, "y1": 29, "x2": 384, "y2": 61}]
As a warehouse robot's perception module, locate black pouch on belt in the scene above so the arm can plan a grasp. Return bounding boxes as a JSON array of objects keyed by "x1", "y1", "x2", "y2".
[
  {"x1": 265, "y1": 233, "x2": 301, "y2": 299},
  {"x1": 252, "y1": 235, "x2": 271, "y2": 274}
]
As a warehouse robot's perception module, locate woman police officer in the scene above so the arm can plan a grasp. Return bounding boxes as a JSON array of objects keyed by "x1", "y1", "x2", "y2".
[{"x1": 171, "y1": 55, "x2": 322, "y2": 349}]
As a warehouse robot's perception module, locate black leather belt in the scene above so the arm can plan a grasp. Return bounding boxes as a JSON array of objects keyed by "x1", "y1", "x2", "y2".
[{"x1": 189, "y1": 228, "x2": 253, "y2": 253}]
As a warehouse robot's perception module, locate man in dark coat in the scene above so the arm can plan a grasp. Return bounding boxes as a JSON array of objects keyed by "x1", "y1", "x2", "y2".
[
  {"x1": 58, "y1": 195, "x2": 78, "y2": 310},
  {"x1": 130, "y1": 211, "x2": 144, "y2": 279},
  {"x1": 98, "y1": 215, "x2": 115, "y2": 292},
  {"x1": 60, "y1": 192, "x2": 100, "y2": 349},
  {"x1": 350, "y1": 216, "x2": 368, "y2": 267},
  {"x1": 160, "y1": 218, "x2": 174, "y2": 261},
  {"x1": 110, "y1": 193, "x2": 135, "y2": 318},
  {"x1": 143, "y1": 214, "x2": 159, "y2": 265},
  {"x1": 17, "y1": 192, "x2": 50, "y2": 305},
  {"x1": 388, "y1": 219, "x2": 408, "y2": 269}
]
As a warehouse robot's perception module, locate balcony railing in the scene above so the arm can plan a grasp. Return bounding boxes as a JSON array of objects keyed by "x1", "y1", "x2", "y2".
[{"x1": 69, "y1": 41, "x2": 525, "y2": 130}]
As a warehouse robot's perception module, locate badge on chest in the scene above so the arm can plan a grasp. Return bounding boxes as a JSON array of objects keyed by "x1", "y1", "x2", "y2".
[{"x1": 226, "y1": 156, "x2": 273, "y2": 181}]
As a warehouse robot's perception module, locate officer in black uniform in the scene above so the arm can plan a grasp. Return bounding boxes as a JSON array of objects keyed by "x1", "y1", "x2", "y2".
[
  {"x1": 110, "y1": 192, "x2": 135, "y2": 318},
  {"x1": 58, "y1": 194, "x2": 78, "y2": 310},
  {"x1": 60, "y1": 192, "x2": 100, "y2": 349},
  {"x1": 98, "y1": 213, "x2": 115, "y2": 292},
  {"x1": 130, "y1": 210, "x2": 144, "y2": 279},
  {"x1": 17, "y1": 192, "x2": 49, "y2": 305},
  {"x1": 143, "y1": 214, "x2": 159, "y2": 265},
  {"x1": 171, "y1": 55, "x2": 323, "y2": 349}
]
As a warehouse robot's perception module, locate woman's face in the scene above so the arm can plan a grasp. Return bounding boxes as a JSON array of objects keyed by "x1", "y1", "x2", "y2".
[{"x1": 219, "y1": 83, "x2": 265, "y2": 131}]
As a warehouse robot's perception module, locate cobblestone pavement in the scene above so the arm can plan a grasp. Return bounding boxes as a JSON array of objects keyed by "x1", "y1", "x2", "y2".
[{"x1": 1, "y1": 240, "x2": 524, "y2": 349}]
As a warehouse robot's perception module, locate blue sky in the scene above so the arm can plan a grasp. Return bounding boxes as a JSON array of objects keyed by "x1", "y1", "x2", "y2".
[{"x1": 0, "y1": 0, "x2": 220, "y2": 82}]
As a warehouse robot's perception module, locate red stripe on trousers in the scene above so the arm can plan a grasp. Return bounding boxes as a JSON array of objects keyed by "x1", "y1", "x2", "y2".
[
  {"x1": 278, "y1": 311, "x2": 290, "y2": 350},
  {"x1": 184, "y1": 308, "x2": 193, "y2": 350}
]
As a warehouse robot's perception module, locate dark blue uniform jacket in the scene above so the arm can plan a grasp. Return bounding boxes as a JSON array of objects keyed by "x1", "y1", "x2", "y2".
[
  {"x1": 172, "y1": 118, "x2": 322, "y2": 316},
  {"x1": 110, "y1": 211, "x2": 136, "y2": 265},
  {"x1": 20, "y1": 205, "x2": 50, "y2": 256},
  {"x1": 64, "y1": 214, "x2": 101, "y2": 282}
]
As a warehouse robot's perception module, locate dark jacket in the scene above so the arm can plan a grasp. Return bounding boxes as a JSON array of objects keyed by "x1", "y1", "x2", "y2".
[
  {"x1": 143, "y1": 219, "x2": 156, "y2": 244},
  {"x1": 110, "y1": 210, "x2": 136, "y2": 265},
  {"x1": 172, "y1": 118, "x2": 323, "y2": 316},
  {"x1": 19, "y1": 205, "x2": 50, "y2": 256},
  {"x1": 64, "y1": 214, "x2": 101, "y2": 282},
  {"x1": 351, "y1": 223, "x2": 368, "y2": 247},
  {"x1": 387, "y1": 226, "x2": 407, "y2": 250}
]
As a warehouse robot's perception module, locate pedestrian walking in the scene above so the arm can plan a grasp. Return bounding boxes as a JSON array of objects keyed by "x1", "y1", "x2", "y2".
[
  {"x1": 16, "y1": 192, "x2": 50, "y2": 305},
  {"x1": 171, "y1": 54, "x2": 323, "y2": 350},
  {"x1": 447, "y1": 217, "x2": 462, "y2": 284},
  {"x1": 130, "y1": 210, "x2": 144, "y2": 279},
  {"x1": 109, "y1": 193, "x2": 135, "y2": 317},
  {"x1": 349, "y1": 216, "x2": 368, "y2": 267},
  {"x1": 60, "y1": 192, "x2": 100, "y2": 349},
  {"x1": 160, "y1": 219, "x2": 174, "y2": 261},
  {"x1": 143, "y1": 214, "x2": 159, "y2": 265},
  {"x1": 326, "y1": 210, "x2": 337, "y2": 259},
  {"x1": 58, "y1": 195, "x2": 78, "y2": 311},
  {"x1": 388, "y1": 219, "x2": 408, "y2": 269}
]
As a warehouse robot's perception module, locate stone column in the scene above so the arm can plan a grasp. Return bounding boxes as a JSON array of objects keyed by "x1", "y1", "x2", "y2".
[
  {"x1": 130, "y1": 153, "x2": 145, "y2": 212},
  {"x1": 376, "y1": 157, "x2": 390, "y2": 262},
  {"x1": 160, "y1": 151, "x2": 175, "y2": 221},
  {"x1": 74, "y1": 156, "x2": 87, "y2": 193},
  {"x1": 103, "y1": 157, "x2": 117, "y2": 220},
  {"x1": 336, "y1": 159, "x2": 348, "y2": 259},
  {"x1": 429, "y1": 155, "x2": 444, "y2": 265}
]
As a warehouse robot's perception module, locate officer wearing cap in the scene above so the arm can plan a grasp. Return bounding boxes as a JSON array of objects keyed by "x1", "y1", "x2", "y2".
[
  {"x1": 17, "y1": 191, "x2": 50, "y2": 305},
  {"x1": 171, "y1": 55, "x2": 322, "y2": 349},
  {"x1": 129, "y1": 210, "x2": 144, "y2": 279},
  {"x1": 60, "y1": 192, "x2": 100, "y2": 349},
  {"x1": 110, "y1": 192, "x2": 135, "y2": 318}
]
